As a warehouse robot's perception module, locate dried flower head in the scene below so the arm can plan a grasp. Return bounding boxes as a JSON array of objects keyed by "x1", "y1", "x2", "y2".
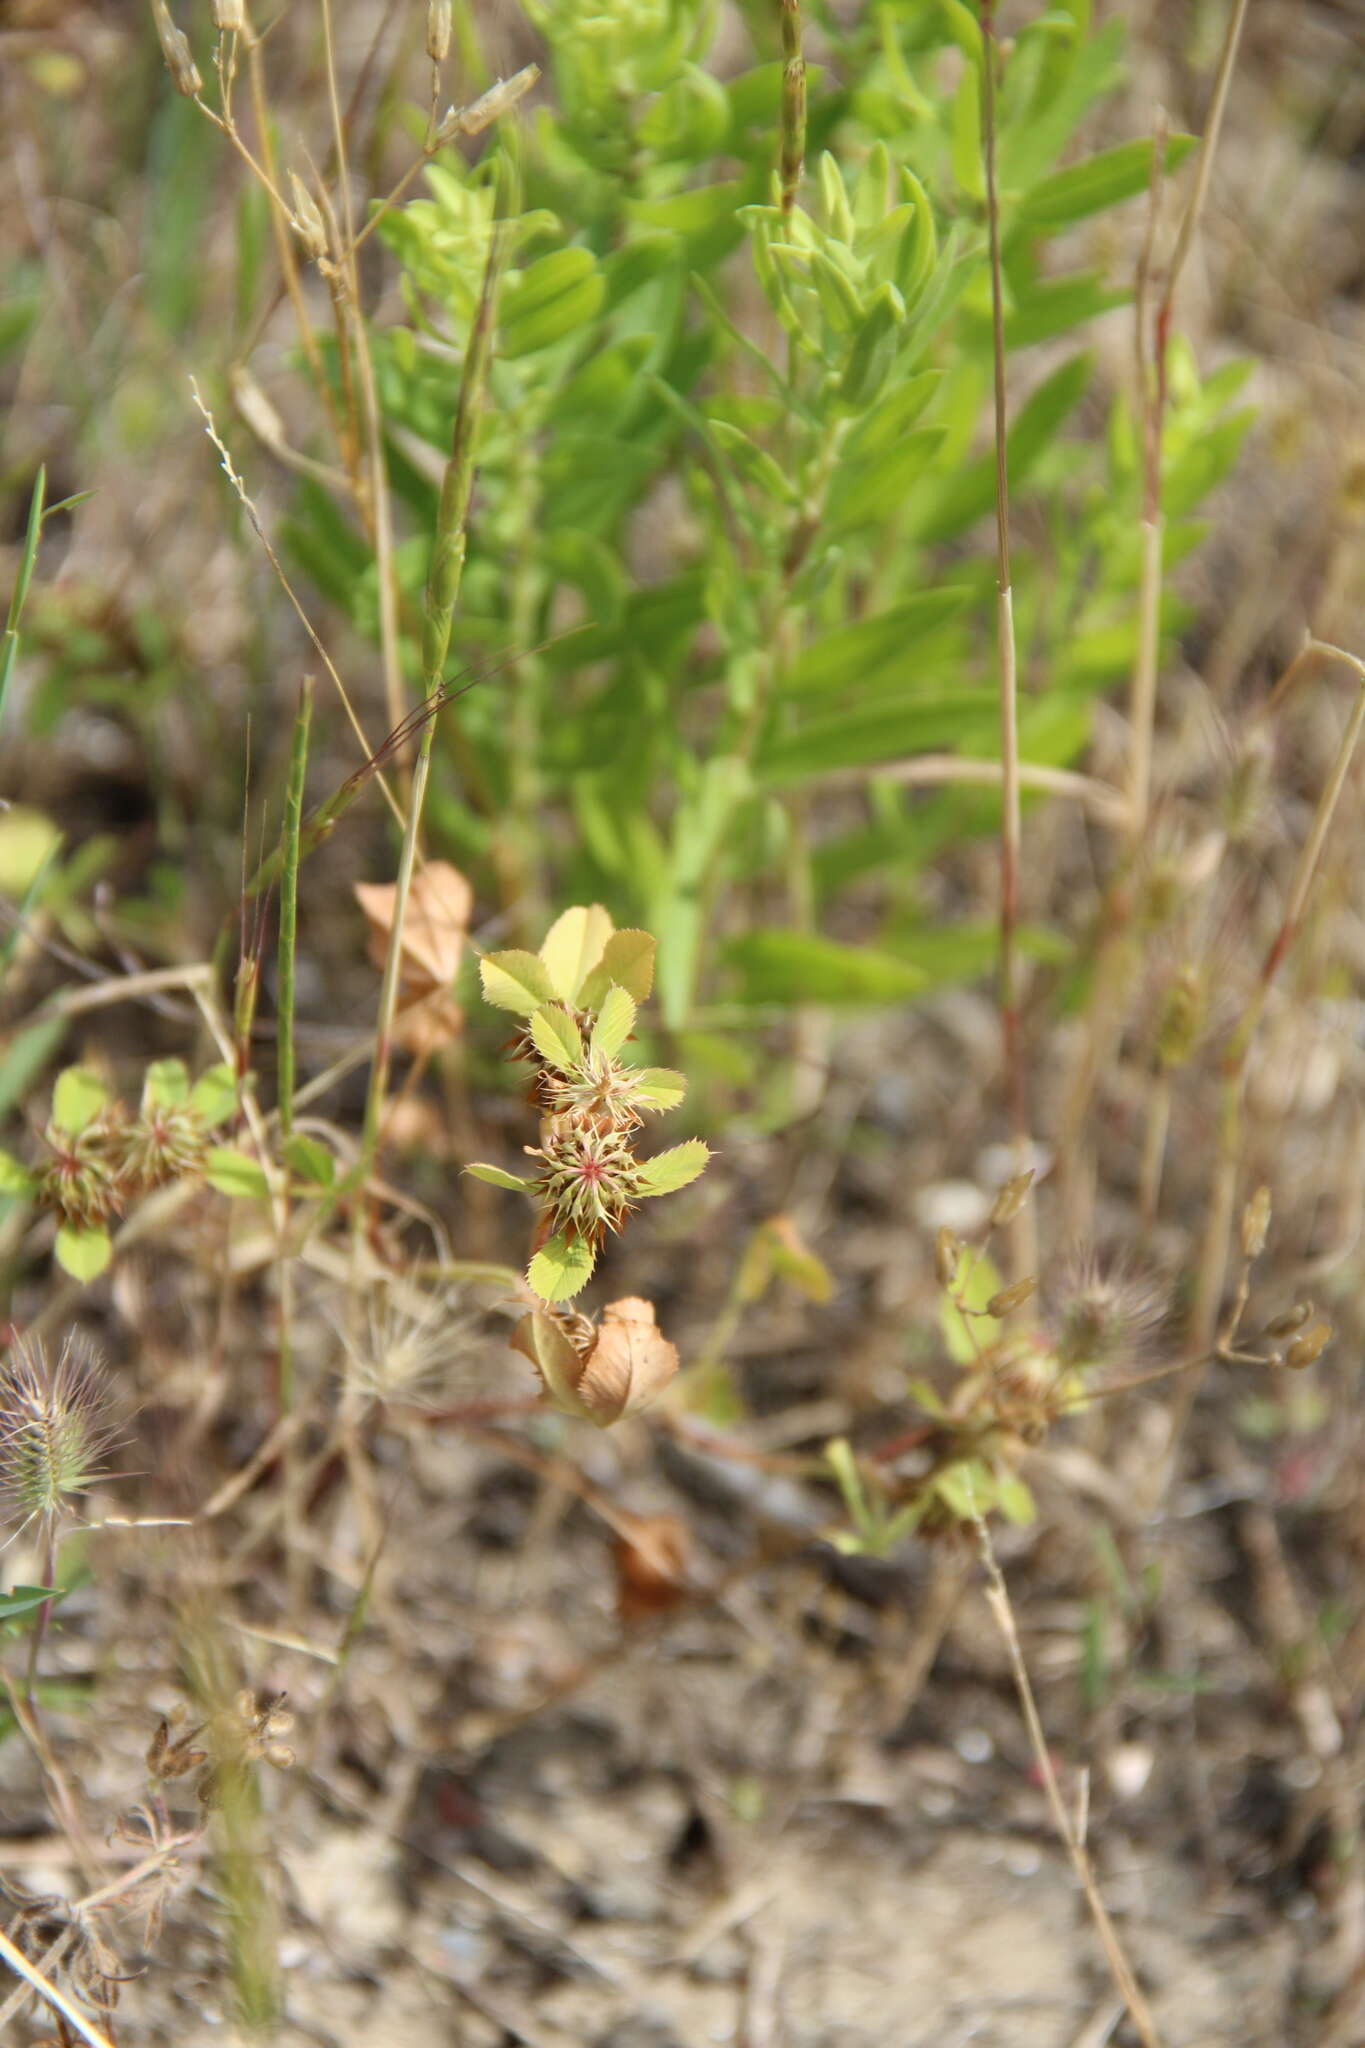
[
  {"x1": 0, "y1": 1332, "x2": 117, "y2": 1534},
  {"x1": 332, "y1": 1278, "x2": 471, "y2": 1406},
  {"x1": 510, "y1": 1297, "x2": 679, "y2": 1426}
]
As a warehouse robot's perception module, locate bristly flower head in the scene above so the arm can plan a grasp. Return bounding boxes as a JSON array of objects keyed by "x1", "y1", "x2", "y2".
[
  {"x1": 1053, "y1": 1250, "x2": 1167, "y2": 1373},
  {"x1": 0, "y1": 1331, "x2": 117, "y2": 1533},
  {"x1": 466, "y1": 906, "x2": 708, "y2": 1302}
]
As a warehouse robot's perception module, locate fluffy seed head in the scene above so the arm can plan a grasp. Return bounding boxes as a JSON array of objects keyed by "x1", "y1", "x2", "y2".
[
  {"x1": 0, "y1": 1332, "x2": 117, "y2": 1532},
  {"x1": 1053, "y1": 1252, "x2": 1167, "y2": 1373}
]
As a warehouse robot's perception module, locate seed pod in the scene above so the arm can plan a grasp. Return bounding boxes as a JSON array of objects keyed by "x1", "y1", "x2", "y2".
[
  {"x1": 1284, "y1": 1320, "x2": 1332, "y2": 1371},
  {"x1": 212, "y1": 0, "x2": 246, "y2": 30},
  {"x1": 1240, "y1": 1186, "x2": 1271, "y2": 1260},
  {"x1": 1265, "y1": 1301, "x2": 1314, "y2": 1339},
  {"x1": 427, "y1": 0, "x2": 451, "y2": 62},
  {"x1": 986, "y1": 1276, "x2": 1038, "y2": 1318},
  {"x1": 287, "y1": 172, "x2": 328, "y2": 264},
  {"x1": 990, "y1": 1170, "x2": 1034, "y2": 1229},
  {"x1": 150, "y1": 0, "x2": 202, "y2": 95},
  {"x1": 436, "y1": 63, "x2": 540, "y2": 143},
  {"x1": 934, "y1": 1227, "x2": 960, "y2": 1288},
  {"x1": 511, "y1": 1298, "x2": 678, "y2": 1426}
]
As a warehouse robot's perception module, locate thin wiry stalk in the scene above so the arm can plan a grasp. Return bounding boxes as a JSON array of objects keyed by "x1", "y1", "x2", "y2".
[
  {"x1": 1060, "y1": 9, "x2": 1249, "y2": 1230},
  {"x1": 979, "y1": 2, "x2": 1034, "y2": 1283},
  {"x1": 1185, "y1": 642, "x2": 1365, "y2": 1366},
  {"x1": 778, "y1": 0, "x2": 805, "y2": 217},
  {"x1": 275, "y1": 677, "x2": 313, "y2": 1141},
  {"x1": 358, "y1": 209, "x2": 503, "y2": 1184},
  {"x1": 1127, "y1": 0, "x2": 1250, "y2": 837},
  {"x1": 974, "y1": 1513, "x2": 1162, "y2": 2048},
  {"x1": 318, "y1": 0, "x2": 406, "y2": 731},
  {"x1": 189, "y1": 383, "x2": 402, "y2": 831}
]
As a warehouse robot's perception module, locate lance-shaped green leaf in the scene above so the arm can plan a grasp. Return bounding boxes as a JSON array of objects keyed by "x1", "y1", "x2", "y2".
[
  {"x1": 635, "y1": 1139, "x2": 710, "y2": 1198},
  {"x1": 529, "y1": 1004, "x2": 585, "y2": 1074},
  {"x1": 54, "y1": 1223, "x2": 112, "y2": 1283},
  {"x1": 52, "y1": 1066, "x2": 110, "y2": 1135},
  {"x1": 633, "y1": 1068, "x2": 686, "y2": 1112},
  {"x1": 527, "y1": 1230, "x2": 598, "y2": 1303},
  {"x1": 1017, "y1": 134, "x2": 1196, "y2": 230},
  {"x1": 142, "y1": 1058, "x2": 190, "y2": 1110},
  {"x1": 0, "y1": 1584, "x2": 65, "y2": 1624},
  {"x1": 480, "y1": 948, "x2": 559, "y2": 1016},
  {"x1": 578, "y1": 930, "x2": 655, "y2": 1008},
  {"x1": 539, "y1": 904, "x2": 615, "y2": 1004},
  {"x1": 501, "y1": 248, "x2": 605, "y2": 359},
  {"x1": 591, "y1": 985, "x2": 636, "y2": 1061},
  {"x1": 189, "y1": 1063, "x2": 238, "y2": 1127},
  {"x1": 466, "y1": 1161, "x2": 539, "y2": 1195}
]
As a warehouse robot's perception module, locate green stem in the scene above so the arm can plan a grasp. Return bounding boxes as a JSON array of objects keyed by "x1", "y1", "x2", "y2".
[{"x1": 358, "y1": 204, "x2": 503, "y2": 1186}]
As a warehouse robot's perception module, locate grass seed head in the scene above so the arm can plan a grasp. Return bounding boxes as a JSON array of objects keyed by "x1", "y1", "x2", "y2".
[
  {"x1": 1054, "y1": 1252, "x2": 1167, "y2": 1372},
  {"x1": 0, "y1": 1331, "x2": 117, "y2": 1533}
]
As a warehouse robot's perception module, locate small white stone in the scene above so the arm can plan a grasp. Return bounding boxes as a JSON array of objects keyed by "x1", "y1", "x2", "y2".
[
  {"x1": 1106, "y1": 1742, "x2": 1155, "y2": 1801},
  {"x1": 955, "y1": 1727, "x2": 994, "y2": 1765},
  {"x1": 913, "y1": 1180, "x2": 991, "y2": 1234}
]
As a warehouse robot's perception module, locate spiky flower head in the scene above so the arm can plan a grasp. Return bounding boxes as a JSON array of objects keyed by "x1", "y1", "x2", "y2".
[
  {"x1": 537, "y1": 1041, "x2": 649, "y2": 1131},
  {"x1": 119, "y1": 1099, "x2": 208, "y2": 1190},
  {"x1": 526, "y1": 1116, "x2": 643, "y2": 1247},
  {"x1": 0, "y1": 1331, "x2": 117, "y2": 1533},
  {"x1": 37, "y1": 1116, "x2": 128, "y2": 1229}
]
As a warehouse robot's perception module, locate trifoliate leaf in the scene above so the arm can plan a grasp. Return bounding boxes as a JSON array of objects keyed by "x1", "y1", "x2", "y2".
[
  {"x1": 189, "y1": 1063, "x2": 239, "y2": 1127},
  {"x1": 479, "y1": 949, "x2": 558, "y2": 1016},
  {"x1": 996, "y1": 1473, "x2": 1037, "y2": 1526},
  {"x1": 538, "y1": 904, "x2": 615, "y2": 1003},
  {"x1": 282, "y1": 1133, "x2": 334, "y2": 1187},
  {"x1": 633, "y1": 1068, "x2": 686, "y2": 1112},
  {"x1": 142, "y1": 1058, "x2": 191, "y2": 1110},
  {"x1": 0, "y1": 1150, "x2": 37, "y2": 1198},
  {"x1": 205, "y1": 1147, "x2": 271, "y2": 1201},
  {"x1": 529, "y1": 1004, "x2": 585, "y2": 1074},
  {"x1": 466, "y1": 1162, "x2": 539, "y2": 1195},
  {"x1": 634, "y1": 1139, "x2": 710, "y2": 1197},
  {"x1": 527, "y1": 1231, "x2": 598, "y2": 1302},
  {"x1": 933, "y1": 1460, "x2": 989, "y2": 1521},
  {"x1": 579, "y1": 930, "x2": 655, "y2": 1007},
  {"x1": 940, "y1": 1254, "x2": 1002, "y2": 1365},
  {"x1": 51, "y1": 1066, "x2": 110, "y2": 1135},
  {"x1": 591, "y1": 985, "x2": 636, "y2": 1061},
  {"x1": 54, "y1": 1222, "x2": 113, "y2": 1283}
]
